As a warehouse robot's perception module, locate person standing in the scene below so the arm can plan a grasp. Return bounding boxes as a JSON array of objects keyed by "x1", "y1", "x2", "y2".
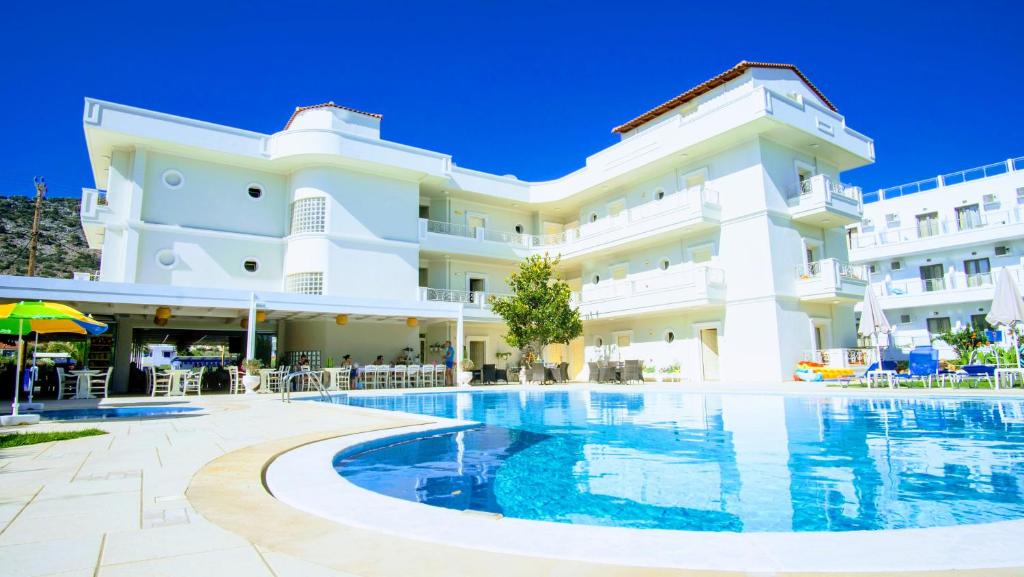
[{"x1": 444, "y1": 340, "x2": 455, "y2": 386}]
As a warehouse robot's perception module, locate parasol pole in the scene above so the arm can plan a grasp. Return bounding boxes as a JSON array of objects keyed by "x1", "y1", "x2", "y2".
[
  {"x1": 28, "y1": 332, "x2": 39, "y2": 404},
  {"x1": 12, "y1": 319, "x2": 23, "y2": 417}
]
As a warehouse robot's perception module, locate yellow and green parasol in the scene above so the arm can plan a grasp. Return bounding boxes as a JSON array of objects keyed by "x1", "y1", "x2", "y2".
[{"x1": 0, "y1": 301, "x2": 108, "y2": 415}]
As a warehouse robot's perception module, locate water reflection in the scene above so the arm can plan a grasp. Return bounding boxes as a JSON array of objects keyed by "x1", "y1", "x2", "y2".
[{"x1": 334, "y1": 392, "x2": 1024, "y2": 532}]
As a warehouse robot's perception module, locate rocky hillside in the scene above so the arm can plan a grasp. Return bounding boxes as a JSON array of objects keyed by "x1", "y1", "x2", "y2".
[{"x1": 0, "y1": 195, "x2": 99, "y2": 278}]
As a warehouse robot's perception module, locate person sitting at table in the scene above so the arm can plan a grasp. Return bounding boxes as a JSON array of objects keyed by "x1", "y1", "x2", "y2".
[
  {"x1": 298, "y1": 354, "x2": 310, "y2": 369},
  {"x1": 341, "y1": 354, "x2": 354, "y2": 368},
  {"x1": 374, "y1": 355, "x2": 385, "y2": 365}
]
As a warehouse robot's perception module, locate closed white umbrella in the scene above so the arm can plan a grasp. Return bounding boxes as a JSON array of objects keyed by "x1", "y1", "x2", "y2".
[
  {"x1": 986, "y1": 268, "x2": 1024, "y2": 368},
  {"x1": 858, "y1": 286, "x2": 892, "y2": 368}
]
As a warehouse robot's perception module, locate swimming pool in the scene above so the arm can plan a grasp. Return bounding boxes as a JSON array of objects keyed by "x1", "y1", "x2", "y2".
[
  {"x1": 40, "y1": 406, "x2": 202, "y2": 421},
  {"x1": 332, "y1": 390, "x2": 1024, "y2": 533}
]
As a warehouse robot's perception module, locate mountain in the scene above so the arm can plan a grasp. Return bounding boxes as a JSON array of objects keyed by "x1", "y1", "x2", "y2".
[{"x1": 0, "y1": 195, "x2": 99, "y2": 279}]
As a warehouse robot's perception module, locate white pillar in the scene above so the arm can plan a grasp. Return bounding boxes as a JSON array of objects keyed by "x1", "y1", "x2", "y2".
[
  {"x1": 246, "y1": 293, "x2": 257, "y2": 360},
  {"x1": 455, "y1": 306, "x2": 464, "y2": 382}
]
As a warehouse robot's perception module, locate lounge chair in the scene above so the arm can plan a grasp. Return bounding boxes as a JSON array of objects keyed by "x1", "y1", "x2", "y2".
[
  {"x1": 961, "y1": 365, "x2": 995, "y2": 388},
  {"x1": 896, "y1": 346, "x2": 939, "y2": 388}
]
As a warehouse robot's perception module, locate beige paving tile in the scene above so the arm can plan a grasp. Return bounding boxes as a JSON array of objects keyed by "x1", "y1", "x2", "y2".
[
  {"x1": 98, "y1": 545, "x2": 274, "y2": 577},
  {"x1": 21, "y1": 491, "x2": 138, "y2": 518},
  {"x1": 102, "y1": 520, "x2": 249, "y2": 565},
  {"x1": 0, "y1": 535, "x2": 101, "y2": 577},
  {"x1": 0, "y1": 502, "x2": 138, "y2": 545},
  {"x1": 259, "y1": 548, "x2": 362, "y2": 577}
]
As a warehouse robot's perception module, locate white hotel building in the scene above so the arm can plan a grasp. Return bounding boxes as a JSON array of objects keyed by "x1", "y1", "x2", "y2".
[
  {"x1": 849, "y1": 157, "x2": 1024, "y2": 358},
  {"x1": 0, "y1": 61, "x2": 877, "y2": 390}
]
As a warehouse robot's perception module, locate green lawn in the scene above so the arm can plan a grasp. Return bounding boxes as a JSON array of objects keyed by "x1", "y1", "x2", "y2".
[{"x1": 0, "y1": 428, "x2": 107, "y2": 449}]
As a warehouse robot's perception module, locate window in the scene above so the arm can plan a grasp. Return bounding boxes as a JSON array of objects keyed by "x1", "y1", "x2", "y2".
[
  {"x1": 971, "y1": 314, "x2": 991, "y2": 331},
  {"x1": 996, "y1": 246, "x2": 1011, "y2": 256},
  {"x1": 616, "y1": 334, "x2": 631, "y2": 348},
  {"x1": 247, "y1": 184, "x2": 263, "y2": 200},
  {"x1": 868, "y1": 264, "x2": 878, "y2": 274},
  {"x1": 890, "y1": 260, "x2": 903, "y2": 272},
  {"x1": 589, "y1": 212, "x2": 598, "y2": 223},
  {"x1": 591, "y1": 274, "x2": 600, "y2": 285},
  {"x1": 955, "y1": 204, "x2": 981, "y2": 231},
  {"x1": 286, "y1": 272, "x2": 323, "y2": 295},
  {"x1": 419, "y1": 205, "x2": 430, "y2": 219},
  {"x1": 1017, "y1": 187, "x2": 1024, "y2": 205},
  {"x1": 926, "y1": 317, "x2": 951, "y2": 336},
  {"x1": 886, "y1": 213, "x2": 901, "y2": 228},
  {"x1": 242, "y1": 259, "x2": 260, "y2": 273},
  {"x1": 655, "y1": 189, "x2": 666, "y2": 201},
  {"x1": 664, "y1": 330, "x2": 675, "y2": 343},
  {"x1": 690, "y1": 244, "x2": 713, "y2": 264},
  {"x1": 919, "y1": 264, "x2": 945, "y2": 292},
  {"x1": 659, "y1": 258, "x2": 670, "y2": 271},
  {"x1": 155, "y1": 248, "x2": 177, "y2": 269},
  {"x1": 161, "y1": 169, "x2": 184, "y2": 189},
  {"x1": 899, "y1": 314, "x2": 913, "y2": 324},
  {"x1": 964, "y1": 257, "x2": 991, "y2": 287},
  {"x1": 916, "y1": 212, "x2": 939, "y2": 237},
  {"x1": 290, "y1": 197, "x2": 326, "y2": 234},
  {"x1": 594, "y1": 337, "x2": 604, "y2": 348},
  {"x1": 514, "y1": 224, "x2": 524, "y2": 234}
]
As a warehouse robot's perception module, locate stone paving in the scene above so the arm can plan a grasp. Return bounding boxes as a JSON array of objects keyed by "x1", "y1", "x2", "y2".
[
  {"x1": 0, "y1": 394, "x2": 424, "y2": 577},
  {"x1": 3, "y1": 383, "x2": 1024, "y2": 577}
]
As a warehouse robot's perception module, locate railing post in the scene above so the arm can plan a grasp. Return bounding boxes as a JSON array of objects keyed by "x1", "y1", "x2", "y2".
[{"x1": 418, "y1": 218, "x2": 428, "y2": 239}]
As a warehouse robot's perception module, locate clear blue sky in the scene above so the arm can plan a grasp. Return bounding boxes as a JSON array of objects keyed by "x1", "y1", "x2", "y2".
[{"x1": 1, "y1": 0, "x2": 1021, "y2": 198}]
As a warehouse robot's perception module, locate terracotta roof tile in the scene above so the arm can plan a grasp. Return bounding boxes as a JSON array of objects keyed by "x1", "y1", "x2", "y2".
[
  {"x1": 284, "y1": 102, "x2": 382, "y2": 130},
  {"x1": 611, "y1": 61, "x2": 837, "y2": 134}
]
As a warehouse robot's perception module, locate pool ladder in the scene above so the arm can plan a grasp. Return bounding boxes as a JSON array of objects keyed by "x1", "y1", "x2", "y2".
[{"x1": 279, "y1": 370, "x2": 331, "y2": 403}]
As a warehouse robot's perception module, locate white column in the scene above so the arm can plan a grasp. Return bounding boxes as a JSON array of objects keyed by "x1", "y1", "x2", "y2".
[
  {"x1": 455, "y1": 306, "x2": 464, "y2": 385},
  {"x1": 246, "y1": 293, "x2": 257, "y2": 360}
]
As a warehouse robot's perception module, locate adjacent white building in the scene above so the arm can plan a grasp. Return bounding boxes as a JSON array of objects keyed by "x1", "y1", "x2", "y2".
[
  {"x1": 2, "y1": 60, "x2": 877, "y2": 389},
  {"x1": 848, "y1": 157, "x2": 1024, "y2": 358}
]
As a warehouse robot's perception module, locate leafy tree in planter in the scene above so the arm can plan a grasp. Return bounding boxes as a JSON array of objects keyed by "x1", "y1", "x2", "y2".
[{"x1": 489, "y1": 254, "x2": 582, "y2": 362}]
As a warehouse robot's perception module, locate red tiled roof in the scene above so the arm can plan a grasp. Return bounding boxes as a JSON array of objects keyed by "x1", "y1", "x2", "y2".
[
  {"x1": 284, "y1": 102, "x2": 383, "y2": 130},
  {"x1": 611, "y1": 61, "x2": 837, "y2": 134}
]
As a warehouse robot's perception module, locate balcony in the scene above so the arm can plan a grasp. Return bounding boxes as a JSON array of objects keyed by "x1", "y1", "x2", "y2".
[
  {"x1": 795, "y1": 258, "x2": 867, "y2": 303},
  {"x1": 871, "y1": 267, "x2": 1023, "y2": 308},
  {"x1": 418, "y1": 186, "x2": 721, "y2": 261},
  {"x1": 849, "y1": 207, "x2": 1024, "y2": 261},
  {"x1": 80, "y1": 188, "x2": 112, "y2": 249},
  {"x1": 417, "y1": 287, "x2": 509, "y2": 320},
  {"x1": 576, "y1": 266, "x2": 725, "y2": 320},
  {"x1": 787, "y1": 174, "x2": 862, "y2": 227}
]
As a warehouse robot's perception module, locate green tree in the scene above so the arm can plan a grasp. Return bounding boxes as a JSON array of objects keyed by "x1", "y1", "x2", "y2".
[{"x1": 489, "y1": 254, "x2": 582, "y2": 360}]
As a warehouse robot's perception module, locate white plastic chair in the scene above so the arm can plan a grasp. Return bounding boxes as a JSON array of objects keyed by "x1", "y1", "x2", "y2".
[
  {"x1": 362, "y1": 365, "x2": 377, "y2": 389},
  {"x1": 420, "y1": 364, "x2": 434, "y2": 388},
  {"x1": 181, "y1": 367, "x2": 204, "y2": 396},
  {"x1": 89, "y1": 367, "x2": 113, "y2": 398},
  {"x1": 392, "y1": 365, "x2": 408, "y2": 388},
  {"x1": 227, "y1": 366, "x2": 243, "y2": 394},
  {"x1": 335, "y1": 367, "x2": 352, "y2": 390},
  {"x1": 151, "y1": 368, "x2": 172, "y2": 396},
  {"x1": 407, "y1": 365, "x2": 420, "y2": 388},
  {"x1": 56, "y1": 367, "x2": 76, "y2": 400}
]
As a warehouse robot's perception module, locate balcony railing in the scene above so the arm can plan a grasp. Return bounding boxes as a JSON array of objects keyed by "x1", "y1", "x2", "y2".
[
  {"x1": 791, "y1": 175, "x2": 860, "y2": 203},
  {"x1": 862, "y1": 156, "x2": 1024, "y2": 204},
  {"x1": 419, "y1": 185, "x2": 720, "y2": 253},
  {"x1": 797, "y1": 259, "x2": 867, "y2": 283},
  {"x1": 851, "y1": 207, "x2": 1023, "y2": 250},
  {"x1": 418, "y1": 287, "x2": 511, "y2": 309},
  {"x1": 872, "y1": 268, "x2": 1023, "y2": 298},
  {"x1": 577, "y1": 266, "x2": 725, "y2": 310}
]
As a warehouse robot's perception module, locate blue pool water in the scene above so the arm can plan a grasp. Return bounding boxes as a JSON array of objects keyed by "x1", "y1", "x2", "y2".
[
  {"x1": 40, "y1": 406, "x2": 201, "y2": 421},
  {"x1": 332, "y1": 390, "x2": 1024, "y2": 532}
]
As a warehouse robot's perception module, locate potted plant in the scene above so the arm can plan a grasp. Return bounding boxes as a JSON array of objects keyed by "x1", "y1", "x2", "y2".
[
  {"x1": 495, "y1": 351, "x2": 512, "y2": 369},
  {"x1": 241, "y1": 358, "x2": 262, "y2": 394},
  {"x1": 458, "y1": 358, "x2": 475, "y2": 386}
]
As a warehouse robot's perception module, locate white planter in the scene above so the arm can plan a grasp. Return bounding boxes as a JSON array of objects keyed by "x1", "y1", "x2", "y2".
[
  {"x1": 457, "y1": 371, "x2": 473, "y2": 386},
  {"x1": 1, "y1": 414, "x2": 40, "y2": 426},
  {"x1": 242, "y1": 375, "x2": 261, "y2": 394}
]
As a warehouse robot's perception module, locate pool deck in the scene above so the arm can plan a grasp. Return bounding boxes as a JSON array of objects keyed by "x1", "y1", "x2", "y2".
[{"x1": 2, "y1": 381, "x2": 1024, "y2": 576}]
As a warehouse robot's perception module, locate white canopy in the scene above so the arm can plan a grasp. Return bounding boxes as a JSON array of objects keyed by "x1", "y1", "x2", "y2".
[
  {"x1": 986, "y1": 268, "x2": 1024, "y2": 328},
  {"x1": 858, "y1": 287, "x2": 891, "y2": 366},
  {"x1": 986, "y1": 268, "x2": 1024, "y2": 368},
  {"x1": 858, "y1": 287, "x2": 892, "y2": 338}
]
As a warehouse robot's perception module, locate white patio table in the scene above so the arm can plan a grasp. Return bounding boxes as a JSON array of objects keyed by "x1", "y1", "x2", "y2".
[{"x1": 995, "y1": 367, "x2": 1024, "y2": 390}]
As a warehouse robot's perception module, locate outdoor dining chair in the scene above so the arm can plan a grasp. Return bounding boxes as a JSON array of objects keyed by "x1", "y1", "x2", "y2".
[
  {"x1": 151, "y1": 368, "x2": 172, "y2": 396},
  {"x1": 89, "y1": 367, "x2": 113, "y2": 398}
]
